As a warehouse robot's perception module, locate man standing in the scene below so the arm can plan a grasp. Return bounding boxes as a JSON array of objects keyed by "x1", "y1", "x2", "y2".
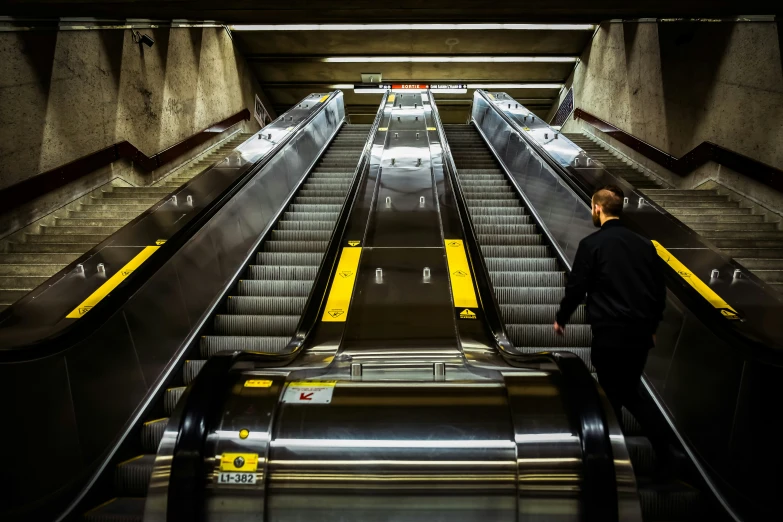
[{"x1": 554, "y1": 185, "x2": 666, "y2": 428}]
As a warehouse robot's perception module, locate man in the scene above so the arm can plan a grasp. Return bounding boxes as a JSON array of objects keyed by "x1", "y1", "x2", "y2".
[{"x1": 554, "y1": 185, "x2": 666, "y2": 430}]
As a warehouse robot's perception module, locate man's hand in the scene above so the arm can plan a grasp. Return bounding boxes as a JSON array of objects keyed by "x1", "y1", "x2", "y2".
[{"x1": 553, "y1": 322, "x2": 566, "y2": 336}]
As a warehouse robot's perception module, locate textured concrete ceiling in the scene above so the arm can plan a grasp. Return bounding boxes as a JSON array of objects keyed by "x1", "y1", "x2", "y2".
[{"x1": 233, "y1": 28, "x2": 592, "y2": 123}]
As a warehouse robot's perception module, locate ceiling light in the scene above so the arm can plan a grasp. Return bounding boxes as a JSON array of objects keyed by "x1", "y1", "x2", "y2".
[
  {"x1": 354, "y1": 88, "x2": 387, "y2": 93},
  {"x1": 322, "y1": 56, "x2": 577, "y2": 63},
  {"x1": 328, "y1": 84, "x2": 354, "y2": 89},
  {"x1": 466, "y1": 83, "x2": 564, "y2": 89},
  {"x1": 231, "y1": 23, "x2": 596, "y2": 31}
]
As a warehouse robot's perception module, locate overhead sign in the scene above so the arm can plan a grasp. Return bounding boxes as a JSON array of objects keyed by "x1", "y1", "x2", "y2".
[{"x1": 353, "y1": 83, "x2": 468, "y2": 92}]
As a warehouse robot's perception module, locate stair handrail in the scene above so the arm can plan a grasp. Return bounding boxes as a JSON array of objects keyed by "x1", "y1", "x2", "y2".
[
  {"x1": 0, "y1": 109, "x2": 251, "y2": 215},
  {"x1": 573, "y1": 108, "x2": 783, "y2": 194}
]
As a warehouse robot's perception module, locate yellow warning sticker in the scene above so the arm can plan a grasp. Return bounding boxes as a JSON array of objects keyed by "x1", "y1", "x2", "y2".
[
  {"x1": 220, "y1": 453, "x2": 259, "y2": 472},
  {"x1": 322, "y1": 246, "x2": 362, "y2": 322},
  {"x1": 652, "y1": 241, "x2": 740, "y2": 320},
  {"x1": 155, "y1": 239, "x2": 166, "y2": 245},
  {"x1": 459, "y1": 309, "x2": 477, "y2": 320},
  {"x1": 378, "y1": 127, "x2": 388, "y2": 131},
  {"x1": 348, "y1": 240, "x2": 360, "y2": 247},
  {"x1": 444, "y1": 239, "x2": 478, "y2": 310},
  {"x1": 319, "y1": 94, "x2": 330, "y2": 102},
  {"x1": 523, "y1": 127, "x2": 531, "y2": 131},
  {"x1": 388, "y1": 94, "x2": 396, "y2": 102},
  {"x1": 244, "y1": 379, "x2": 273, "y2": 388},
  {"x1": 66, "y1": 245, "x2": 160, "y2": 319},
  {"x1": 427, "y1": 127, "x2": 436, "y2": 131}
]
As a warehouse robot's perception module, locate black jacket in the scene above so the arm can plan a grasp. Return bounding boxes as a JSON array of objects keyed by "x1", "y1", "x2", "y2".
[{"x1": 556, "y1": 219, "x2": 666, "y2": 336}]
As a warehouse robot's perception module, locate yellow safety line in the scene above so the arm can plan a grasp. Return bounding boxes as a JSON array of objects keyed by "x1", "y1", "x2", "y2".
[
  {"x1": 66, "y1": 245, "x2": 160, "y2": 319},
  {"x1": 652, "y1": 240, "x2": 740, "y2": 319},
  {"x1": 322, "y1": 246, "x2": 362, "y2": 322},
  {"x1": 444, "y1": 239, "x2": 478, "y2": 310}
]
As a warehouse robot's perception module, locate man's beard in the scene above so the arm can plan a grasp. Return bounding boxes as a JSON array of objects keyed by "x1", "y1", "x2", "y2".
[{"x1": 592, "y1": 210, "x2": 601, "y2": 227}]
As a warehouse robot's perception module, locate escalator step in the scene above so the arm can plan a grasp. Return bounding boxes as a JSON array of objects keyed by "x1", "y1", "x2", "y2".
[
  {"x1": 256, "y1": 252, "x2": 323, "y2": 266},
  {"x1": 140, "y1": 418, "x2": 167, "y2": 452},
  {"x1": 271, "y1": 230, "x2": 333, "y2": 241},
  {"x1": 494, "y1": 287, "x2": 564, "y2": 304},
  {"x1": 484, "y1": 257, "x2": 558, "y2": 272},
  {"x1": 472, "y1": 215, "x2": 531, "y2": 225},
  {"x1": 83, "y1": 497, "x2": 145, "y2": 522},
  {"x1": 200, "y1": 336, "x2": 293, "y2": 356},
  {"x1": 213, "y1": 314, "x2": 299, "y2": 336},
  {"x1": 183, "y1": 360, "x2": 206, "y2": 384},
  {"x1": 227, "y1": 296, "x2": 308, "y2": 315},
  {"x1": 490, "y1": 271, "x2": 566, "y2": 287},
  {"x1": 276, "y1": 220, "x2": 336, "y2": 231},
  {"x1": 263, "y1": 240, "x2": 329, "y2": 253},
  {"x1": 246, "y1": 266, "x2": 318, "y2": 280},
  {"x1": 236, "y1": 280, "x2": 313, "y2": 297},
  {"x1": 517, "y1": 346, "x2": 593, "y2": 370},
  {"x1": 638, "y1": 486, "x2": 703, "y2": 521},
  {"x1": 478, "y1": 233, "x2": 543, "y2": 246},
  {"x1": 474, "y1": 224, "x2": 537, "y2": 235},
  {"x1": 500, "y1": 304, "x2": 586, "y2": 324},
  {"x1": 114, "y1": 455, "x2": 155, "y2": 497},
  {"x1": 282, "y1": 211, "x2": 338, "y2": 222},
  {"x1": 506, "y1": 324, "x2": 592, "y2": 347},
  {"x1": 164, "y1": 387, "x2": 186, "y2": 415},
  {"x1": 469, "y1": 207, "x2": 526, "y2": 216},
  {"x1": 626, "y1": 436, "x2": 656, "y2": 477},
  {"x1": 481, "y1": 245, "x2": 550, "y2": 257}
]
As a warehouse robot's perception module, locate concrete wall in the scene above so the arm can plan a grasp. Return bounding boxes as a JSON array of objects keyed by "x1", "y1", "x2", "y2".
[
  {"x1": 0, "y1": 26, "x2": 262, "y2": 191},
  {"x1": 552, "y1": 21, "x2": 783, "y2": 212}
]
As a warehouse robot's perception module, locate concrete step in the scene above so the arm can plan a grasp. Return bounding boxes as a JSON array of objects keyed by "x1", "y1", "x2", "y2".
[
  {"x1": 687, "y1": 222, "x2": 778, "y2": 232},
  {"x1": 0, "y1": 275, "x2": 49, "y2": 289},
  {"x1": 7, "y1": 242, "x2": 96, "y2": 253},
  {"x1": 25, "y1": 233, "x2": 107, "y2": 244},
  {"x1": 56, "y1": 218, "x2": 130, "y2": 227},
  {"x1": 0, "y1": 253, "x2": 80, "y2": 264},
  {"x1": 753, "y1": 270, "x2": 783, "y2": 283},
  {"x1": 102, "y1": 189, "x2": 171, "y2": 198},
  {"x1": 735, "y1": 258, "x2": 783, "y2": 270},
  {"x1": 668, "y1": 207, "x2": 752, "y2": 216},
  {"x1": 0, "y1": 289, "x2": 31, "y2": 304},
  {"x1": 676, "y1": 214, "x2": 765, "y2": 224},
  {"x1": 80, "y1": 203, "x2": 152, "y2": 211},
  {"x1": 68, "y1": 210, "x2": 140, "y2": 220},
  {"x1": 709, "y1": 238, "x2": 783, "y2": 248},
  {"x1": 39, "y1": 225, "x2": 120, "y2": 235},
  {"x1": 644, "y1": 190, "x2": 720, "y2": 197},
  {"x1": 0, "y1": 264, "x2": 65, "y2": 276},
  {"x1": 660, "y1": 201, "x2": 740, "y2": 209},
  {"x1": 719, "y1": 247, "x2": 783, "y2": 258},
  {"x1": 702, "y1": 230, "x2": 783, "y2": 240},
  {"x1": 91, "y1": 196, "x2": 161, "y2": 205},
  {"x1": 649, "y1": 195, "x2": 730, "y2": 204}
]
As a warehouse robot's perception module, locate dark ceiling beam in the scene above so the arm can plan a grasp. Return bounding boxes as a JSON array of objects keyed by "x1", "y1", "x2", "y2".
[
  {"x1": 244, "y1": 53, "x2": 580, "y2": 62},
  {"x1": 3, "y1": 2, "x2": 775, "y2": 24}
]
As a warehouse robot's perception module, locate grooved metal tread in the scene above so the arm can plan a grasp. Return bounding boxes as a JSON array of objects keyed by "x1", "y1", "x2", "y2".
[
  {"x1": 446, "y1": 124, "x2": 702, "y2": 521},
  {"x1": 81, "y1": 124, "x2": 370, "y2": 521},
  {"x1": 0, "y1": 132, "x2": 252, "y2": 312}
]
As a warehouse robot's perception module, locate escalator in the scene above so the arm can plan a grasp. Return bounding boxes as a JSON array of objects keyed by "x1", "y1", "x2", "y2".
[
  {"x1": 80, "y1": 123, "x2": 371, "y2": 521},
  {"x1": 444, "y1": 124, "x2": 705, "y2": 522}
]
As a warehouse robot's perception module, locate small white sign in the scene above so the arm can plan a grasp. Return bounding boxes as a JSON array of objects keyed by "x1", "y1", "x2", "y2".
[
  {"x1": 282, "y1": 381, "x2": 337, "y2": 404},
  {"x1": 218, "y1": 472, "x2": 257, "y2": 485}
]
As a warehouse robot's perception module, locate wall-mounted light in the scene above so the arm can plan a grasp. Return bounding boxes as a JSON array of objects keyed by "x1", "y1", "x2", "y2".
[{"x1": 132, "y1": 30, "x2": 155, "y2": 48}]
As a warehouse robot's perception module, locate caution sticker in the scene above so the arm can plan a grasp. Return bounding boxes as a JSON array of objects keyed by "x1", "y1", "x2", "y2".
[
  {"x1": 426, "y1": 127, "x2": 436, "y2": 131},
  {"x1": 244, "y1": 379, "x2": 273, "y2": 388},
  {"x1": 66, "y1": 245, "x2": 160, "y2": 319},
  {"x1": 319, "y1": 94, "x2": 330, "y2": 102},
  {"x1": 322, "y1": 245, "x2": 362, "y2": 322},
  {"x1": 387, "y1": 94, "x2": 396, "y2": 103},
  {"x1": 283, "y1": 381, "x2": 337, "y2": 404},
  {"x1": 652, "y1": 241, "x2": 741, "y2": 320},
  {"x1": 220, "y1": 453, "x2": 259, "y2": 472},
  {"x1": 459, "y1": 308, "x2": 477, "y2": 320},
  {"x1": 444, "y1": 239, "x2": 478, "y2": 311},
  {"x1": 378, "y1": 127, "x2": 388, "y2": 131}
]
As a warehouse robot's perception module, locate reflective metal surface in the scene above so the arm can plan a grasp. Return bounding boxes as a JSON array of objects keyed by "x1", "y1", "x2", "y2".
[
  {"x1": 0, "y1": 92, "x2": 346, "y2": 522},
  {"x1": 472, "y1": 91, "x2": 780, "y2": 519}
]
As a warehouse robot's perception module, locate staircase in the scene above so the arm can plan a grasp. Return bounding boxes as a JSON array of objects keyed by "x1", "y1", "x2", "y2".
[
  {"x1": 0, "y1": 132, "x2": 251, "y2": 311},
  {"x1": 565, "y1": 133, "x2": 783, "y2": 292}
]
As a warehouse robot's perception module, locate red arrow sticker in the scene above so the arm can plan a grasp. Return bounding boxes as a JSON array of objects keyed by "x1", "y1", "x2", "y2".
[
  {"x1": 299, "y1": 392, "x2": 313, "y2": 401},
  {"x1": 283, "y1": 381, "x2": 338, "y2": 404}
]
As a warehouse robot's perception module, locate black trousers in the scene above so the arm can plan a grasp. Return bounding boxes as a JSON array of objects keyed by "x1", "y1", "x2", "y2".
[{"x1": 591, "y1": 331, "x2": 670, "y2": 459}]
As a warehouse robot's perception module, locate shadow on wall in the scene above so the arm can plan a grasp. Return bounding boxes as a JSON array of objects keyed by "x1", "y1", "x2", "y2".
[
  {"x1": 0, "y1": 27, "x2": 251, "y2": 192},
  {"x1": 658, "y1": 23, "x2": 733, "y2": 158}
]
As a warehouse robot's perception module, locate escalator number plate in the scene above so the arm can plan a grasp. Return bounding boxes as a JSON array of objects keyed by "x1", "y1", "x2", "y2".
[{"x1": 218, "y1": 472, "x2": 257, "y2": 485}]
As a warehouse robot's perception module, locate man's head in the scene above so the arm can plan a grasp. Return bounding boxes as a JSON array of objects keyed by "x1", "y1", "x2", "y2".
[{"x1": 591, "y1": 185, "x2": 624, "y2": 227}]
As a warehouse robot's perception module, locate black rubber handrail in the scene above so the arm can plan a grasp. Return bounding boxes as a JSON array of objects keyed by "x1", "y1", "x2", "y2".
[
  {"x1": 431, "y1": 93, "x2": 619, "y2": 522},
  {"x1": 0, "y1": 92, "x2": 341, "y2": 362},
  {"x1": 475, "y1": 89, "x2": 783, "y2": 366}
]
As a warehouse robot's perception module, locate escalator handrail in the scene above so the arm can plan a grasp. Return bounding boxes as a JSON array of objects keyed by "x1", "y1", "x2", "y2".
[
  {"x1": 0, "y1": 91, "x2": 343, "y2": 362},
  {"x1": 165, "y1": 94, "x2": 389, "y2": 518},
  {"x1": 430, "y1": 92, "x2": 619, "y2": 522},
  {"x1": 473, "y1": 89, "x2": 783, "y2": 365}
]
